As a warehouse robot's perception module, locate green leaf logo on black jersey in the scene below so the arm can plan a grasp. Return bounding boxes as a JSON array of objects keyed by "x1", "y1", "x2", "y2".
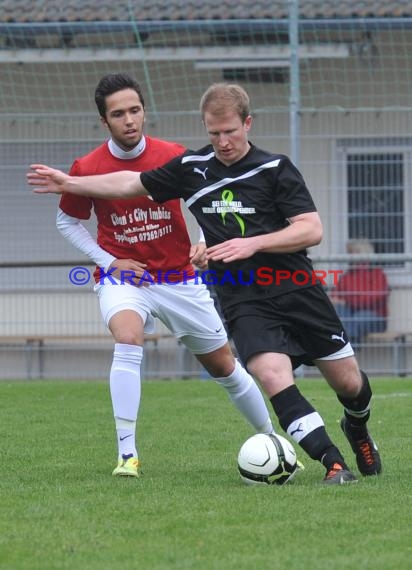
[{"x1": 220, "y1": 189, "x2": 246, "y2": 236}]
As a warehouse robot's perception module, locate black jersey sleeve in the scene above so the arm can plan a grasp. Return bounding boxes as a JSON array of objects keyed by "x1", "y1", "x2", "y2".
[
  {"x1": 140, "y1": 154, "x2": 185, "y2": 203},
  {"x1": 274, "y1": 156, "x2": 318, "y2": 218}
]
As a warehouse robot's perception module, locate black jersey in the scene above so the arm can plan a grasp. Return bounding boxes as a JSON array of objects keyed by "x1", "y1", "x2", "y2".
[{"x1": 141, "y1": 143, "x2": 319, "y2": 308}]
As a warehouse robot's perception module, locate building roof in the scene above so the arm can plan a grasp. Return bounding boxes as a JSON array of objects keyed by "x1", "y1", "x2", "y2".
[{"x1": 1, "y1": 0, "x2": 411, "y2": 24}]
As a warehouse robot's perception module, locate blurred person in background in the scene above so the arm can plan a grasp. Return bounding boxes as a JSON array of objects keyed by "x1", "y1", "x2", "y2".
[{"x1": 330, "y1": 239, "x2": 389, "y2": 345}]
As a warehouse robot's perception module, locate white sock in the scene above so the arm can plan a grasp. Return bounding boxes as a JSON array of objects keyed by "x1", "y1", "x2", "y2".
[
  {"x1": 215, "y1": 360, "x2": 275, "y2": 434},
  {"x1": 110, "y1": 343, "x2": 143, "y2": 458},
  {"x1": 116, "y1": 419, "x2": 137, "y2": 458}
]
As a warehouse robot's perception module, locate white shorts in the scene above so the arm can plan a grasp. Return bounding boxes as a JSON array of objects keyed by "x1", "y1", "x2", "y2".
[{"x1": 94, "y1": 279, "x2": 228, "y2": 354}]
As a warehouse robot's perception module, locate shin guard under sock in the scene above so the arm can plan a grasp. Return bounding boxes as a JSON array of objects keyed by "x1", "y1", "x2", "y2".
[{"x1": 271, "y1": 385, "x2": 346, "y2": 468}]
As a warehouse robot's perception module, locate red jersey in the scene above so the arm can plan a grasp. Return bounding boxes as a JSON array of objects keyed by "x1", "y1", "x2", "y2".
[
  {"x1": 333, "y1": 264, "x2": 389, "y2": 317},
  {"x1": 59, "y1": 136, "x2": 193, "y2": 283}
]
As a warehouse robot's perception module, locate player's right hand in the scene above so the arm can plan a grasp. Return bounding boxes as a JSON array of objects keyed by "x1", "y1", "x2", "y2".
[
  {"x1": 27, "y1": 164, "x2": 68, "y2": 194},
  {"x1": 108, "y1": 258, "x2": 154, "y2": 287}
]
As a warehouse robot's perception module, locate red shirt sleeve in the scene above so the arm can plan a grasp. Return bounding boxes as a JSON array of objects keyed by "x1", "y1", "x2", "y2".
[{"x1": 59, "y1": 159, "x2": 93, "y2": 220}]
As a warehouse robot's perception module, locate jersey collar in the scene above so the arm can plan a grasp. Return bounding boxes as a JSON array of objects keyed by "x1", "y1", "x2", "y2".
[{"x1": 108, "y1": 136, "x2": 146, "y2": 160}]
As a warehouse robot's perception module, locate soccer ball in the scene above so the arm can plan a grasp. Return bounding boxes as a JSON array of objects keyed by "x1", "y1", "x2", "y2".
[{"x1": 237, "y1": 433, "x2": 298, "y2": 486}]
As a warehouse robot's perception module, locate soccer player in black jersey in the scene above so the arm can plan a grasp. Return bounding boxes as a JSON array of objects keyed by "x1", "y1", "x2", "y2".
[{"x1": 28, "y1": 83, "x2": 382, "y2": 484}]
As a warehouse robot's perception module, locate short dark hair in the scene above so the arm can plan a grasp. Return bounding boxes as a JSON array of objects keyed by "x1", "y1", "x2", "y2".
[{"x1": 94, "y1": 73, "x2": 145, "y2": 118}]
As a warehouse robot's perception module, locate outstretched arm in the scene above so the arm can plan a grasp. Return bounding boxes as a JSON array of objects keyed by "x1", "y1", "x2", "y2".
[
  {"x1": 206, "y1": 212, "x2": 323, "y2": 263},
  {"x1": 27, "y1": 164, "x2": 148, "y2": 198}
]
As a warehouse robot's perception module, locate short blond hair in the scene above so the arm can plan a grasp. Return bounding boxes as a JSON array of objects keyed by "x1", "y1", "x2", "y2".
[{"x1": 199, "y1": 83, "x2": 250, "y2": 122}]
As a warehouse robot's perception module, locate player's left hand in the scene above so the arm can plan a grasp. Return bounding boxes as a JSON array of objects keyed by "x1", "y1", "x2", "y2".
[
  {"x1": 206, "y1": 238, "x2": 258, "y2": 263},
  {"x1": 190, "y1": 242, "x2": 207, "y2": 269}
]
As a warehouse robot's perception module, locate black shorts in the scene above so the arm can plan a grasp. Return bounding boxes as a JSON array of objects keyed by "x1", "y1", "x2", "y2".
[{"x1": 224, "y1": 285, "x2": 349, "y2": 369}]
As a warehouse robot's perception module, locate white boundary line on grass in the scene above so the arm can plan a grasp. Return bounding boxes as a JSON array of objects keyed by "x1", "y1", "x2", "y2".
[
  {"x1": 307, "y1": 392, "x2": 412, "y2": 401},
  {"x1": 372, "y1": 392, "x2": 412, "y2": 399}
]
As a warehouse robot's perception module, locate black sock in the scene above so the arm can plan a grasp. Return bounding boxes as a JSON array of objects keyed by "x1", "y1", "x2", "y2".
[
  {"x1": 270, "y1": 385, "x2": 346, "y2": 469},
  {"x1": 337, "y1": 370, "x2": 372, "y2": 428}
]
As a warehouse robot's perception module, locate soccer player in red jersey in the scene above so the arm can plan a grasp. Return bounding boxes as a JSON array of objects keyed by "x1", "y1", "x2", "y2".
[{"x1": 49, "y1": 74, "x2": 275, "y2": 477}]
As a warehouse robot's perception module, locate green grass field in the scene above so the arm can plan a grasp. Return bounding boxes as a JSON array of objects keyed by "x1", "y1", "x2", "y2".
[{"x1": 0, "y1": 377, "x2": 411, "y2": 570}]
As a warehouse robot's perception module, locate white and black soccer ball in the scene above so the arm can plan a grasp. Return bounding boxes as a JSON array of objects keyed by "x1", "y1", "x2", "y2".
[{"x1": 238, "y1": 433, "x2": 298, "y2": 486}]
